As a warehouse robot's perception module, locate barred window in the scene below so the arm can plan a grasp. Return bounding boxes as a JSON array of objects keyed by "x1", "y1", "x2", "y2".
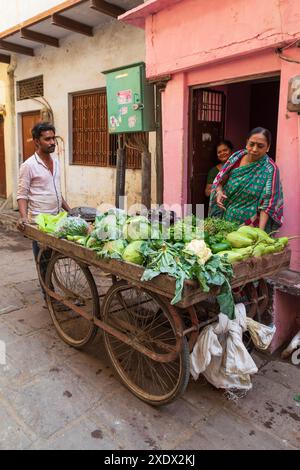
[
  {"x1": 72, "y1": 90, "x2": 144, "y2": 169},
  {"x1": 17, "y1": 75, "x2": 44, "y2": 101}
]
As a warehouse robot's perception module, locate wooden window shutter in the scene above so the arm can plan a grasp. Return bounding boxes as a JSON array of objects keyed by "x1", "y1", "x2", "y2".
[
  {"x1": 72, "y1": 90, "x2": 145, "y2": 169},
  {"x1": 73, "y1": 90, "x2": 109, "y2": 166}
]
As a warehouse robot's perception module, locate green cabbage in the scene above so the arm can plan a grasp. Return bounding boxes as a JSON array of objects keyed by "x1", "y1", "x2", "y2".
[
  {"x1": 54, "y1": 216, "x2": 89, "y2": 238},
  {"x1": 122, "y1": 240, "x2": 146, "y2": 265},
  {"x1": 93, "y1": 214, "x2": 123, "y2": 241},
  {"x1": 123, "y1": 216, "x2": 151, "y2": 241},
  {"x1": 97, "y1": 240, "x2": 127, "y2": 259}
]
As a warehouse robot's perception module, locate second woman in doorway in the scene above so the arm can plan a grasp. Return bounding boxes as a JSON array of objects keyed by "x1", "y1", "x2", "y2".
[{"x1": 205, "y1": 140, "x2": 234, "y2": 197}]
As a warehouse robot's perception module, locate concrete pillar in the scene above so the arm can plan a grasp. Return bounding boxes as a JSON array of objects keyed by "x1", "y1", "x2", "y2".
[
  {"x1": 271, "y1": 48, "x2": 300, "y2": 351},
  {"x1": 276, "y1": 49, "x2": 300, "y2": 270},
  {"x1": 162, "y1": 73, "x2": 188, "y2": 210}
]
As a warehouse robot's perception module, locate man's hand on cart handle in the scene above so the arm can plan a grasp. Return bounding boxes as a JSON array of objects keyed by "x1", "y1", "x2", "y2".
[{"x1": 17, "y1": 217, "x2": 29, "y2": 231}]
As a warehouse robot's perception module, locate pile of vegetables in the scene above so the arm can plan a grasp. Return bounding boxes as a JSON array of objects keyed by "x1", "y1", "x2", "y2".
[
  {"x1": 35, "y1": 211, "x2": 290, "y2": 320},
  {"x1": 217, "y1": 226, "x2": 289, "y2": 263}
]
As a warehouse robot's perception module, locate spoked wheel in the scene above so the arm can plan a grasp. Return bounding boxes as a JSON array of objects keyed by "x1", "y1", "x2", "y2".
[
  {"x1": 102, "y1": 281, "x2": 190, "y2": 406},
  {"x1": 45, "y1": 253, "x2": 100, "y2": 348}
]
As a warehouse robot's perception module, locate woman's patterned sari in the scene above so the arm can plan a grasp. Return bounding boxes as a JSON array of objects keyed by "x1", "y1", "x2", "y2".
[{"x1": 208, "y1": 149, "x2": 283, "y2": 232}]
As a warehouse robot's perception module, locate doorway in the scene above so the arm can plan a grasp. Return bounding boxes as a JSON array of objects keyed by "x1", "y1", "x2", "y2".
[
  {"x1": 190, "y1": 89, "x2": 225, "y2": 213},
  {"x1": 21, "y1": 111, "x2": 41, "y2": 161},
  {"x1": 0, "y1": 116, "x2": 6, "y2": 198},
  {"x1": 189, "y1": 76, "x2": 280, "y2": 212}
]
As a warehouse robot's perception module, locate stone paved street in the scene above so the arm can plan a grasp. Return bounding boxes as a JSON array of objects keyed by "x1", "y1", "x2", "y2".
[{"x1": 0, "y1": 227, "x2": 300, "y2": 450}]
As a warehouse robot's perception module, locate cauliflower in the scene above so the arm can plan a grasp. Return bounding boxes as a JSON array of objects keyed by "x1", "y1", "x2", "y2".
[{"x1": 184, "y1": 239, "x2": 212, "y2": 264}]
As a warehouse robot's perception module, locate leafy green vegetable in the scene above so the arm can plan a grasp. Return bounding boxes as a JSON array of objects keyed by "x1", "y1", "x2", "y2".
[
  {"x1": 54, "y1": 216, "x2": 89, "y2": 238},
  {"x1": 35, "y1": 211, "x2": 67, "y2": 233},
  {"x1": 170, "y1": 218, "x2": 204, "y2": 243},
  {"x1": 141, "y1": 240, "x2": 234, "y2": 316},
  {"x1": 97, "y1": 240, "x2": 127, "y2": 260},
  {"x1": 93, "y1": 214, "x2": 123, "y2": 241},
  {"x1": 95, "y1": 208, "x2": 127, "y2": 227},
  {"x1": 123, "y1": 216, "x2": 152, "y2": 241},
  {"x1": 141, "y1": 241, "x2": 188, "y2": 304},
  {"x1": 204, "y1": 217, "x2": 240, "y2": 237},
  {"x1": 122, "y1": 240, "x2": 146, "y2": 265}
]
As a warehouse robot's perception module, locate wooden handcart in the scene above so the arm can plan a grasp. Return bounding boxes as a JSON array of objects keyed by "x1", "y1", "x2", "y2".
[{"x1": 23, "y1": 224, "x2": 291, "y2": 406}]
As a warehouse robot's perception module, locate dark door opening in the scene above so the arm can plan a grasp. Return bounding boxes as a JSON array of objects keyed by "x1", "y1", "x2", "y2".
[
  {"x1": 0, "y1": 116, "x2": 6, "y2": 198},
  {"x1": 249, "y1": 80, "x2": 280, "y2": 160},
  {"x1": 190, "y1": 89, "x2": 225, "y2": 214},
  {"x1": 189, "y1": 76, "x2": 280, "y2": 212}
]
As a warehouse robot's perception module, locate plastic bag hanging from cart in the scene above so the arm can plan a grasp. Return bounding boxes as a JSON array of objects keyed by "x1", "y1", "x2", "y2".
[
  {"x1": 246, "y1": 317, "x2": 276, "y2": 350},
  {"x1": 190, "y1": 303, "x2": 276, "y2": 390}
]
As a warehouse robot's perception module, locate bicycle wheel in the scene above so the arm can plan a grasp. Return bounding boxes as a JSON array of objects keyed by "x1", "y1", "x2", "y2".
[
  {"x1": 102, "y1": 281, "x2": 190, "y2": 406},
  {"x1": 45, "y1": 254, "x2": 100, "y2": 348}
]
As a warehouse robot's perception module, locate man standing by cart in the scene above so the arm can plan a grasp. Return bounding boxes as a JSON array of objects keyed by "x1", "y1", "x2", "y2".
[{"x1": 17, "y1": 122, "x2": 71, "y2": 298}]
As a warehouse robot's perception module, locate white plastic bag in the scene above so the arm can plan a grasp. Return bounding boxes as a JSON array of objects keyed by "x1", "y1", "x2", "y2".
[
  {"x1": 190, "y1": 304, "x2": 258, "y2": 390},
  {"x1": 189, "y1": 324, "x2": 223, "y2": 380},
  {"x1": 246, "y1": 317, "x2": 276, "y2": 350}
]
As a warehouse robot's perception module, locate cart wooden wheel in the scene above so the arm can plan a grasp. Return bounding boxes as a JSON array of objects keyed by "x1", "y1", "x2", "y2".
[
  {"x1": 256, "y1": 279, "x2": 271, "y2": 322},
  {"x1": 45, "y1": 253, "x2": 100, "y2": 348},
  {"x1": 102, "y1": 280, "x2": 190, "y2": 406}
]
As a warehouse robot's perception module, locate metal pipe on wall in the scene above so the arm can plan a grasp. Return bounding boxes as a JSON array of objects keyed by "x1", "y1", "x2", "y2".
[
  {"x1": 7, "y1": 55, "x2": 17, "y2": 209},
  {"x1": 141, "y1": 149, "x2": 151, "y2": 209},
  {"x1": 115, "y1": 134, "x2": 126, "y2": 209},
  {"x1": 155, "y1": 84, "x2": 164, "y2": 205}
]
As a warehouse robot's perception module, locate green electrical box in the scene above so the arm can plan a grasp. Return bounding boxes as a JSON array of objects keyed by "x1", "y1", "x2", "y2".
[{"x1": 103, "y1": 62, "x2": 155, "y2": 134}]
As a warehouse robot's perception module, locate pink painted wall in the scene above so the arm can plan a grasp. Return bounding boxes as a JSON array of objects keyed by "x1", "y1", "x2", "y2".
[
  {"x1": 271, "y1": 292, "x2": 300, "y2": 352},
  {"x1": 144, "y1": 0, "x2": 300, "y2": 78},
  {"x1": 275, "y1": 52, "x2": 300, "y2": 271},
  {"x1": 226, "y1": 83, "x2": 251, "y2": 150},
  {"x1": 161, "y1": 73, "x2": 189, "y2": 209}
]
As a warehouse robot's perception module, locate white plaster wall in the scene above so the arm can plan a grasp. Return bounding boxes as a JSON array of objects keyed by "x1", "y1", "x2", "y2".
[
  {"x1": 0, "y1": 0, "x2": 64, "y2": 32},
  {"x1": 14, "y1": 20, "x2": 156, "y2": 209}
]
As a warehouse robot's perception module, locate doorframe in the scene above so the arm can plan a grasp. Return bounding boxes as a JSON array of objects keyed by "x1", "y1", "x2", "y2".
[
  {"x1": 18, "y1": 109, "x2": 41, "y2": 164},
  {"x1": 187, "y1": 71, "x2": 281, "y2": 204},
  {"x1": 188, "y1": 87, "x2": 226, "y2": 206},
  {"x1": 0, "y1": 115, "x2": 7, "y2": 198}
]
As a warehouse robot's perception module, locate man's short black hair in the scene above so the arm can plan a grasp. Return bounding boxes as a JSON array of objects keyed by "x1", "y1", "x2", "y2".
[{"x1": 31, "y1": 122, "x2": 56, "y2": 140}]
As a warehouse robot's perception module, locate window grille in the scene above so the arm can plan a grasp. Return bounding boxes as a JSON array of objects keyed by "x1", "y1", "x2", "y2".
[
  {"x1": 17, "y1": 75, "x2": 44, "y2": 101},
  {"x1": 197, "y1": 89, "x2": 224, "y2": 123}
]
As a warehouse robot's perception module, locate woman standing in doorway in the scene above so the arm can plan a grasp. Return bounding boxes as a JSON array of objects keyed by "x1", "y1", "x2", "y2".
[
  {"x1": 208, "y1": 127, "x2": 283, "y2": 232},
  {"x1": 205, "y1": 140, "x2": 234, "y2": 197}
]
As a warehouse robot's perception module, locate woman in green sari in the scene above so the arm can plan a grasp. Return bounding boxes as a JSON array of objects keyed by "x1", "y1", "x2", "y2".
[{"x1": 209, "y1": 127, "x2": 283, "y2": 232}]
